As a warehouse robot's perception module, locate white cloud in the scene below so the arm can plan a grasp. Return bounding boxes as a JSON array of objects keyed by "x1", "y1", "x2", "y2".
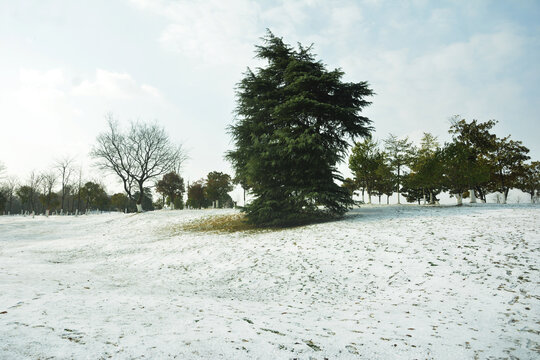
[
  {"x1": 72, "y1": 69, "x2": 161, "y2": 99},
  {"x1": 131, "y1": 0, "x2": 261, "y2": 66},
  {"x1": 0, "y1": 68, "x2": 172, "y2": 186}
]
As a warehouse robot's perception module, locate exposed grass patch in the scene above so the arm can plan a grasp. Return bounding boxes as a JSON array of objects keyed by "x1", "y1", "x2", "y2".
[
  {"x1": 171, "y1": 211, "x2": 349, "y2": 234},
  {"x1": 177, "y1": 213, "x2": 260, "y2": 233}
]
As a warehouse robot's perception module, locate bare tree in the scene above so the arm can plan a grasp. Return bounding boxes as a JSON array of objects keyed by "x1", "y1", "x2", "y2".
[
  {"x1": 55, "y1": 156, "x2": 75, "y2": 213},
  {"x1": 2, "y1": 176, "x2": 19, "y2": 213},
  {"x1": 40, "y1": 171, "x2": 58, "y2": 211},
  {"x1": 17, "y1": 171, "x2": 41, "y2": 213},
  {"x1": 91, "y1": 114, "x2": 186, "y2": 212},
  {"x1": 0, "y1": 161, "x2": 6, "y2": 180},
  {"x1": 75, "y1": 166, "x2": 84, "y2": 213}
]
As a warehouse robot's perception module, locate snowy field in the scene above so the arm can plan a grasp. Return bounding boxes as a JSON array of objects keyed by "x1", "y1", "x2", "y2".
[{"x1": 1, "y1": 205, "x2": 539, "y2": 359}]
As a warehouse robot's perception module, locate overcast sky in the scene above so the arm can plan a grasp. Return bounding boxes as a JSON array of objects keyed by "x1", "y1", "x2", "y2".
[{"x1": 1, "y1": 0, "x2": 539, "y2": 200}]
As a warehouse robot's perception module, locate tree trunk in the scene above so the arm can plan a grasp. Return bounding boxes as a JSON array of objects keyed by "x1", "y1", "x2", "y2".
[
  {"x1": 378, "y1": 195, "x2": 381, "y2": 204},
  {"x1": 361, "y1": 188, "x2": 365, "y2": 203},
  {"x1": 367, "y1": 190, "x2": 372, "y2": 204},
  {"x1": 456, "y1": 193, "x2": 463, "y2": 206},
  {"x1": 503, "y1": 188, "x2": 509, "y2": 204},
  {"x1": 469, "y1": 189, "x2": 476, "y2": 203},
  {"x1": 386, "y1": 195, "x2": 389, "y2": 205},
  {"x1": 137, "y1": 182, "x2": 144, "y2": 212},
  {"x1": 429, "y1": 191, "x2": 434, "y2": 205},
  {"x1": 397, "y1": 166, "x2": 401, "y2": 204}
]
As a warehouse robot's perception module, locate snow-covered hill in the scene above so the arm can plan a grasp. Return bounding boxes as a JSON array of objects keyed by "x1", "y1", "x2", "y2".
[{"x1": 1, "y1": 205, "x2": 539, "y2": 359}]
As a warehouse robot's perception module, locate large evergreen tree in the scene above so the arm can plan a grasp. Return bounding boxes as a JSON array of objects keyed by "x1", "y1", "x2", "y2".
[{"x1": 227, "y1": 31, "x2": 373, "y2": 226}]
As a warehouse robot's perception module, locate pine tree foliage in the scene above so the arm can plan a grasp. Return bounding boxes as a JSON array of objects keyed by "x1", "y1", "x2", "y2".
[{"x1": 227, "y1": 31, "x2": 373, "y2": 226}]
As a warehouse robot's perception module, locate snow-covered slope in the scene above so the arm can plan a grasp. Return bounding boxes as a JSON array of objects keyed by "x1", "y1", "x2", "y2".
[{"x1": 1, "y1": 205, "x2": 539, "y2": 359}]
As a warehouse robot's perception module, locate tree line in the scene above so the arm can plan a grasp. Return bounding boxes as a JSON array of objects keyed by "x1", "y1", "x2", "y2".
[
  {"x1": 0, "y1": 163, "x2": 235, "y2": 215},
  {"x1": 1, "y1": 31, "x2": 538, "y2": 225},
  {"x1": 347, "y1": 118, "x2": 539, "y2": 206},
  {"x1": 0, "y1": 155, "x2": 236, "y2": 215}
]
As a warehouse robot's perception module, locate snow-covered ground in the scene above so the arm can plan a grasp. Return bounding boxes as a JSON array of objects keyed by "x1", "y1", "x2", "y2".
[{"x1": 1, "y1": 205, "x2": 539, "y2": 359}]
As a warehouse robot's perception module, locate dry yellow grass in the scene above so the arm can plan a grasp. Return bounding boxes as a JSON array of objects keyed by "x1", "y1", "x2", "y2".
[{"x1": 176, "y1": 213, "x2": 260, "y2": 233}]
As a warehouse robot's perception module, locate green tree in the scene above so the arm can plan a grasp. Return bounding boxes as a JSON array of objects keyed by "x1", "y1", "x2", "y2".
[
  {"x1": 156, "y1": 172, "x2": 185, "y2": 209},
  {"x1": 409, "y1": 133, "x2": 443, "y2": 204},
  {"x1": 111, "y1": 193, "x2": 129, "y2": 212},
  {"x1": 449, "y1": 118, "x2": 498, "y2": 202},
  {"x1": 80, "y1": 182, "x2": 109, "y2": 211},
  {"x1": 186, "y1": 180, "x2": 209, "y2": 209},
  {"x1": 488, "y1": 136, "x2": 530, "y2": 203},
  {"x1": 349, "y1": 138, "x2": 381, "y2": 204},
  {"x1": 383, "y1": 134, "x2": 412, "y2": 204},
  {"x1": 441, "y1": 141, "x2": 489, "y2": 205},
  {"x1": 373, "y1": 158, "x2": 395, "y2": 204},
  {"x1": 132, "y1": 188, "x2": 154, "y2": 211},
  {"x1": 401, "y1": 173, "x2": 424, "y2": 204},
  {"x1": 205, "y1": 171, "x2": 234, "y2": 208},
  {"x1": 517, "y1": 161, "x2": 540, "y2": 203},
  {"x1": 341, "y1": 177, "x2": 357, "y2": 202},
  {"x1": 227, "y1": 31, "x2": 373, "y2": 226},
  {"x1": 0, "y1": 190, "x2": 6, "y2": 213},
  {"x1": 16, "y1": 185, "x2": 33, "y2": 212}
]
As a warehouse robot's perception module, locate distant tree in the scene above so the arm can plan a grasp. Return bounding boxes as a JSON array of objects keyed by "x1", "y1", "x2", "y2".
[
  {"x1": 349, "y1": 138, "x2": 382, "y2": 204},
  {"x1": 1, "y1": 176, "x2": 18, "y2": 213},
  {"x1": 517, "y1": 161, "x2": 540, "y2": 203},
  {"x1": 110, "y1": 193, "x2": 129, "y2": 212},
  {"x1": 441, "y1": 141, "x2": 489, "y2": 206},
  {"x1": 156, "y1": 172, "x2": 185, "y2": 209},
  {"x1": 488, "y1": 136, "x2": 530, "y2": 203},
  {"x1": 39, "y1": 172, "x2": 58, "y2": 211},
  {"x1": 55, "y1": 156, "x2": 75, "y2": 213},
  {"x1": 373, "y1": 158, "x2": 395, "y2": 204},
  {"x1": 227, "y1": 31, "x2": 373, "y2": 226},
  {"x1": 16, "y1": 186, "x2": 33, "y2": 212},
  {"x1": 383, "y1": 134, "x2": 413, "y2": 204},
  {"x1": 132, "y1": 188, "x2": 154, "y2": 211},
  {"x1": 91, "y1": 114, "x2": 186, "y2": 212},
  {"x1": 341, "y1": 177, "x2": 357, "y2": 202},
  {"x1": 186, "y1": 180, "x2": 208, "y2": 209},
  {"x1": 80, "y1": 182, "x2": 109, "y2": 211},
  {"x1": 449, "y1": 117, "x2": 498, "y2": 202},
  {"x1": 18, "y1": 171, "x2": 41, "y2": 212},
  {"x1": 400, "y1": 173, "x2": 424, "y2": 205},
  {"x1": 409, "y1": 133, "x2": 443, "y2": 204},
  {"x1": 0, "y1": 189, "x2": 6, "y2": 213},
  {"x1": 205, "y1": 171, "x2": 234, "y2": 208},
  {"x1": 74, "y1": 167, "x2": 84, "y2": 213}
]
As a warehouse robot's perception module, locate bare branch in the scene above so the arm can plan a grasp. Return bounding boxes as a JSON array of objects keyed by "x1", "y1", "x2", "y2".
[{"x1": 91, "y1": 115, "x2": 187, "y2": 209}]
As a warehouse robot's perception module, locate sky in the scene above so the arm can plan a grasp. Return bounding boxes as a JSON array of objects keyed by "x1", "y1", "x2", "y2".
[{"x1": 1, "y1": 0, "x2": 539, "y2": 202}]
